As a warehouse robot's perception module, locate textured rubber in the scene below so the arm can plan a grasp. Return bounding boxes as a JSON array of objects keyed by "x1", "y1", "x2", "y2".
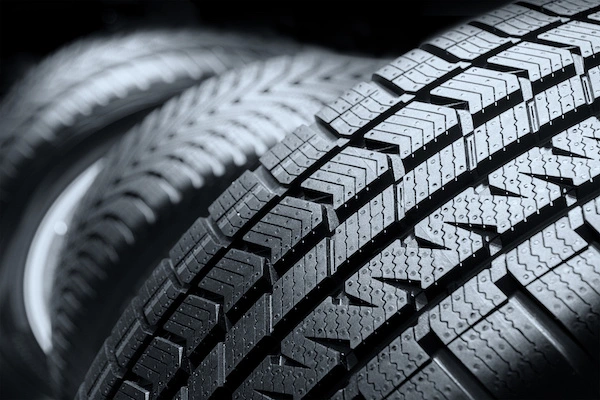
[
  {"x1": 0, "y1": 28, "x2": 293, "y2": 399},
  {"x1": 78, "y1": 2, "x2": 600, "y2": 399},
  {"x1": 51, "y1": 52, "x2": 385, "y2": 399},
  {"x1": 0, "y1": 28, "x2": 291, "y2": 225}
]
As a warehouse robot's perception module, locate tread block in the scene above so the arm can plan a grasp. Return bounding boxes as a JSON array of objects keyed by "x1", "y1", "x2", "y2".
[
  {"x1": 425, "y1": 24, "x2": 513, "y2": 60},
  {"x1": 523, "y1": 0, "x2": 599, "y2": 16},
  {"x1": 131, "y1": 337, "x2": 183, "y2": 397},
  {"x1": 488, "y1": 41, "x2": 575, "y2": 85},
  {"x1": 526, "y1": 247, "x2": 600, "y2": 355},
  {"x1": 198, "y1": 249, "x2": 268, "y2": 315},
  {"x1": 473, "y1": 103, "x2": 530, "y2": 164},
  {"x1": 190, "y1": 342, "x2": 225, "y2": 400},
  {"x1": 416, "y1": 207, "x2": 486, "y2": 255},
  {"x1": 387, "y1": 359, "x2": 469, "y2": 400},
  {"x1": 475, "y1": 3, "x2": 560, "y2": 36},
  {"x1": 349, "y1": 326, "x2": 429, "y2": 400},
  {"x1": 142, "y1": 272, "x2": 185, "y2": 326},
  {"x1": 539, "y1": 20, "x2": 600, "y2": 63},
  {"x1": 374, "y1": 49, "x2": 465, "y2": 93},
  {"x1": 79, "y1": 349, "x2": 123, "y2": 400},
  {"x1": 260, "y1": 125, "x2": 344, "y2": 185},
  {"x1": 448, "y1": 300, "x2": 579, "y2": 398},
  {"x1": 241, "y1": 269, "x2": 413, "y2": 400},
  {"x1": 173, "y1": 387, "x2": 189, "y2": 400},
  {"x1": 209, "y1": 170, "x2": 280, "y2": 238},
  {"x1": 300, "y1": 146, "x2": 390, "y2": 209},
  {"x1": 532, "y1": 76, "x2": 587, "y2": 129},
  {"x1": 170, "y1": 218, "x2": 212, "y2": 266},
  {"x1": 173, "y1": 221, "x2": 226, "y2": 284},
  {"x1": 114, "y1": 381, "x2": 149, "y2": 400},
  {"x1": 583, "y1": 195, "x2": 600, "y2": 232},
  {"x1": 429, "y1": 269, "x2": 507, "y2": 344},
  {"x1": 316, "y1": 81, "x2": 411, "y2": 137},
  {"x1": 243, "y1": 196, "x2": 324, "y2": 264},
  {"x1": 271, "y1": 239, "x2": 330, "y2": 327},
  {"x1": 400, "y1": 139, "x2": 468, "y2": 214},
  {"x1": 223, "y1": 294, "x2": 272, "y2": 375},
  {"x1": 430, "y1": 67, "x2": 522, "y2": 117},
  {"x1": 232, "y1": 356, "x2": 318, "y2": 400},
  {"x1": 365, "y1": 101, "x2": 460, "y2": 167},
  {"x1": 332, "y1": 185, "x2": 397, "y2": 274},
  {"x1": 112, "y1": 318, "x2": 151, "y2": 370},
  {"x1": 367, "y1": 240, "x2": 461, "y2": 290},
  {"x1": 162, "y1": 295, "x2": 221, "y2": 354},
  {"x1": 498, "y1": 212, "x2": 587, "y2": 286},
  {"x1": 588, "y1": 66, "x2": 600, "y2": 102}
]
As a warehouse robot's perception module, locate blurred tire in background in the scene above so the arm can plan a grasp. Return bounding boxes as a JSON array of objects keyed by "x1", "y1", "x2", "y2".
[{"x1": 0, "y1": 19, "x2": 296, "y2": 400}]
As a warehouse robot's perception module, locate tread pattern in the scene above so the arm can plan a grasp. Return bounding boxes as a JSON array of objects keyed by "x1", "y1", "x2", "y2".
[
  {"x1": 78, "y1": 3, "x2": 600, "y2": 400},
  {"x1": 373, "y1": 49, "x2": 467, "y2": 94},
  {"x1": 474, "y1": 3, "x2": 561, "y2": 36},
  {"x1": 488, "y1": 41, "x2": 575, "y2": 87},
  {"x1": 0, "y1": 29, "x2": 292, "y2": 215},
  {"x1": 52, "y1": 53, "x2": 385, "y2": 399},
  {"x1": 424, "y1": 24, "x2": 514, "y2": 61}
]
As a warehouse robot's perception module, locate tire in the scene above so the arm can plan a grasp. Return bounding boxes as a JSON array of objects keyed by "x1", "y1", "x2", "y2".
[
  {"x1": 0, "y1": 27, "x2": 292, "y2": 221},
  {"x1": 76, "y1": 2, "x2": 600, "y2": 399},
  {"x1": 0, "y1": 28, "x2": 291, "y2": 399},
  {"x1": 50, "y1": 51, "x2": 386, "y2": 399}
]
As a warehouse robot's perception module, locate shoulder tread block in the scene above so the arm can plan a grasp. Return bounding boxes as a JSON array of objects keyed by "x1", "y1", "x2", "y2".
[
  {"x1": 475, "y1": 3, "x2": 561, "y2": 36},
  {"x1": 374, "y1": 49, "x2": 466, "y2": 93},
  {"x1": 425, "y1": 24, "x2": 515, "y2": 61}
]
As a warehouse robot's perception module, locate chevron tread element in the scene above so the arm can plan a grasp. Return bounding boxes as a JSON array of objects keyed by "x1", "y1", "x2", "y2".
[
  {"x1": 77, "y1": 3, "x2": 600, "y2": 400},
  {"x1": 51, "y1": 53, "x2": 385, "y2": 399}
]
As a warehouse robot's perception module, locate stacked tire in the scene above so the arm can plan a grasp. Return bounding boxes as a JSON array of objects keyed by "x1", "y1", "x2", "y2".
[{"x1": 0, "y1": 1, "x2": 598, "y2": 399}]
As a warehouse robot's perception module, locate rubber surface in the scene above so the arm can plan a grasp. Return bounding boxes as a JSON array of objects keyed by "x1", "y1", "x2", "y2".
[
  {"x1": 0, "y1": 28, "x2": 292, "y2": 399},
  {"x1": 51, "y1": 51, "x2": 386, "y2": 399},
  {"x1": 78, "y1": 2, "x2": 600, "y2": 399},
  {"x1": 0, "y1": 28, "x2": 291, "y2": 226}
]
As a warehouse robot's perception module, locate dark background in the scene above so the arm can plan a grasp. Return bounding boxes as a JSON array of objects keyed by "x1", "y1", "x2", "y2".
[{"x1": 0, "y1": 0, "x2": 513, "y2": 100}]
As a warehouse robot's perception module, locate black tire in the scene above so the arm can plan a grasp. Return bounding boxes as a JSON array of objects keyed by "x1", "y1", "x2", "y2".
[
  {"x1": 76, "y1": 2, "x2": 600, "y2": 399},
  {"x1": 50, "y1": 51, "x2": 386, "y2": 399},
  {"x1": 0, "y1": 27, "x2": 291, "y2": 220},
  {"x1": 0, "y1": 28, "x2": 291, "y2": 399}
]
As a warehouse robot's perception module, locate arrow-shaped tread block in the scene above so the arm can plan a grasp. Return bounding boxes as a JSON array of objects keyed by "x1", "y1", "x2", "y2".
[
  {"x1": 316, "y1": 81, "x2": 412, "y2": 137},
  {"x1": 538, "y1": 20, "x2": 600, "y2": 67},
  {"x1": 162, "y1": 295, "x2": 222, "y2": 355},
  {"x1": 234, "y1": 265, "x2": 412, "y2": 399},
  {"x1": 126, "y1": 337, "x2": 183, "y2": 398},
  {"x1": 488, "y1": 41, "x2": 575, "y2": 87},
  {"x1": 242, "y1": 196, "x2": 325, "y2": 265},
  {"x1": 338, "y1": 324, "x2": 430, "y2": 400},
  {"x1": 300, "y1": 146, "x2": 390, "y2": 210},
  {"x1": 259, "y1": 124, "x2": 345, "y2": 186},
  {"x1": 198, "y1": 248, "x2": 269, "y2": 317},
  {"x1": 430, "y1": 67, "x2": 522, "y2": 119},
  {"x1": 364, "y1": 101, "x2": 461, "y2": 169},
  {"x1": 209, "y1": 170, "x2": 282, "y2": 238}
]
